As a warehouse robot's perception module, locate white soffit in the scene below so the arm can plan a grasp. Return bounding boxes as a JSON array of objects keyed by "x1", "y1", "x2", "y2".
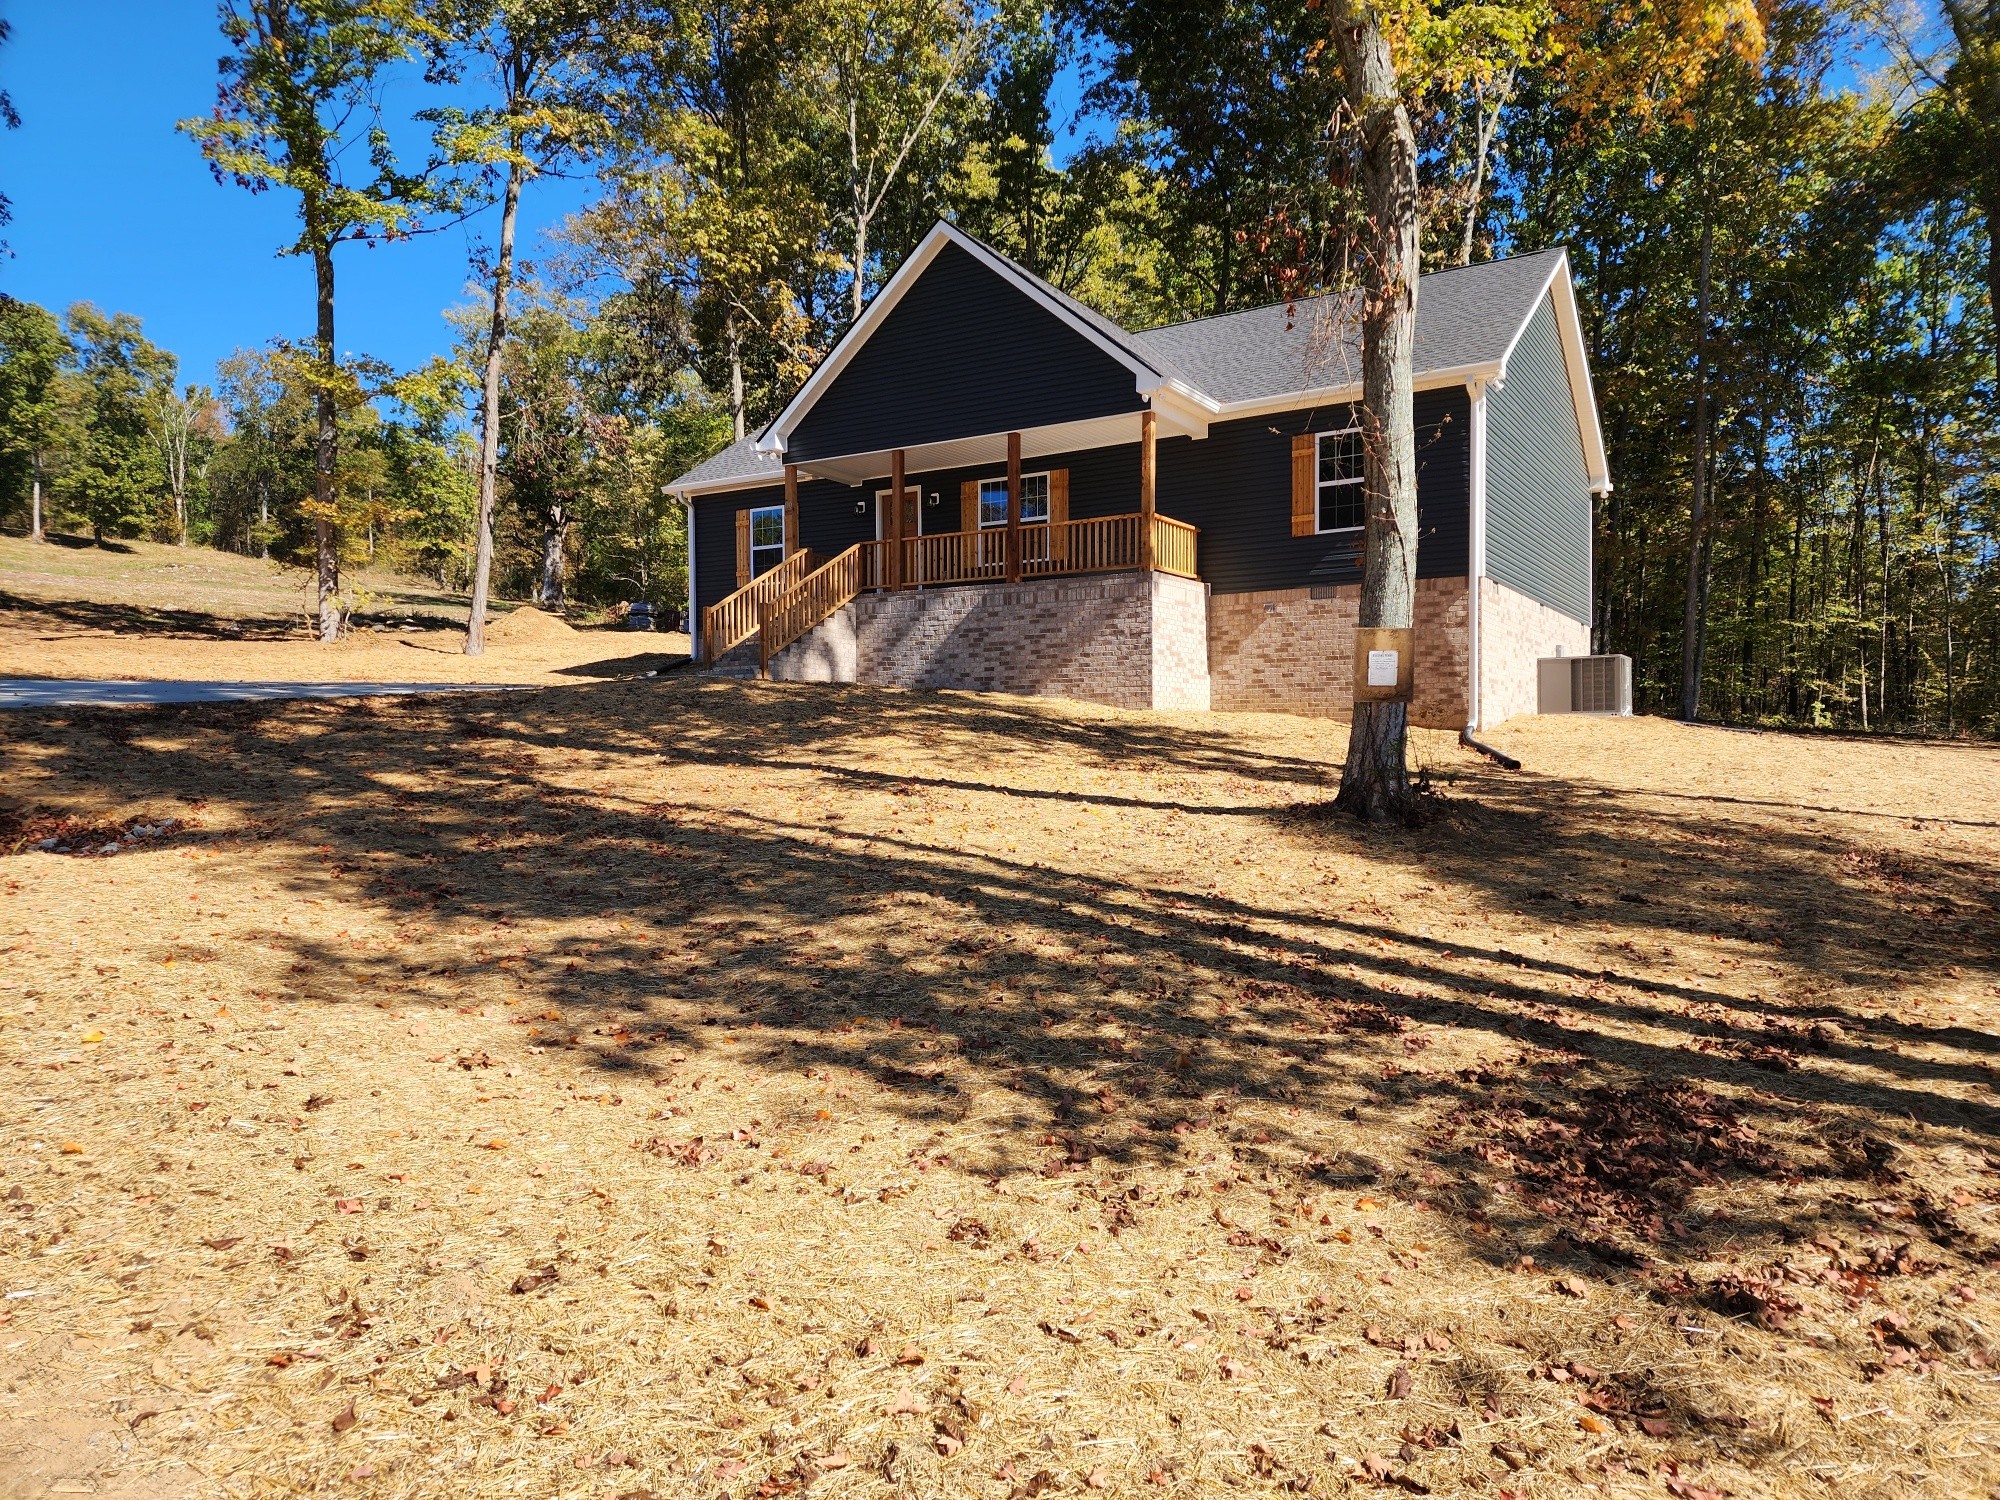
[{"x1": 794, "y1": 411, "x2": 1161, "y2": 487}]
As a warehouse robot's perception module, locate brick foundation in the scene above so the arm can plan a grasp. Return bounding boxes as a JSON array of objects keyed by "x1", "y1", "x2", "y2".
[
  {"x1": 1206, "y1": 577, "x2": 1470, "y2": 728},
  {"x1": 768, "y1": 571, "x2": 1211, "y2": 711},
  {"x1": 1476, "y1": 577, "x2": 1589, "y2": 728}
]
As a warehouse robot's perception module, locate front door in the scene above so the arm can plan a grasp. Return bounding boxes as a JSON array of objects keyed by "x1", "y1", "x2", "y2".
[
  {"x1": 874, "y1": 488, "x2": 920, "y2": 541},
  {"x1": 876, "y1": 486, "x2": 922, "y2": 586}
]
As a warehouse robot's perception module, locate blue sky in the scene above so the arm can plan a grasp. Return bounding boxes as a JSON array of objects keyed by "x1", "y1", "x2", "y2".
[
  {"x1": 0, "y1": 0, "x2": 589, "y2": 391},
  {"x1": 0, "y1": 4, "x2": 1103, "y2": 399}
]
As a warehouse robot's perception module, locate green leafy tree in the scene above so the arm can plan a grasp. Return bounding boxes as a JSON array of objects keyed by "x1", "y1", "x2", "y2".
[
  {"x1": 181, "y1": 0, "x2": 448, "y2": 641},
  {"x1": 421, "y1": 0, "x2": 627, "y2": 651},
  {"x1": 0, "y1": 297, "x2": 70, "y2": 542},
  {"x1": 806, "y1": 0, "x2": 992, "y2": 319},
  {"x1": 59, "y1": 305, "x2": 174, "y2": 545}
]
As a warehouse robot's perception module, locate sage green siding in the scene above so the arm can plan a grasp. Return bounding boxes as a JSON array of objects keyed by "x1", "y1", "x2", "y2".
[{"x1": 1486, "y1": 293, "x2": 1592, "y2": 625}]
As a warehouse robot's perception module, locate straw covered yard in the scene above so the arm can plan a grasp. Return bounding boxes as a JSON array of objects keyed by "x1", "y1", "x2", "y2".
[{"x1": 2, "y1": 681, "x2": 1997, "y2": 1499}]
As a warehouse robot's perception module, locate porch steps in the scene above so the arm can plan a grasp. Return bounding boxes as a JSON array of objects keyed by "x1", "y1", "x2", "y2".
[{"x1": 707, "y1": 641, "x2": 761, "y2": 680}]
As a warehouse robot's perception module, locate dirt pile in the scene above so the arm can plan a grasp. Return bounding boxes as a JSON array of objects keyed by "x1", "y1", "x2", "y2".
[{"x1": 483, "y1": 605, "x2": 577, "y2": 646}]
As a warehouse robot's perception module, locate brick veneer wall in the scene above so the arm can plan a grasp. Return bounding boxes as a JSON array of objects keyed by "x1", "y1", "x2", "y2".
[
  {"x1": 1207, "y1": 576, "x2": 1470, "y2": 728},
  {"x1": 1477, "y1": 576, "x2": 1589, "y2": 727},
  {"x1": 767, "y1": 570, "x2": 1211, "y2": 711}
]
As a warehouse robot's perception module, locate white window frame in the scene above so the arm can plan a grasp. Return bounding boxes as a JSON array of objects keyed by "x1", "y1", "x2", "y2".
[
  {"x1": 748, "y1": 503, "x2": 786, "y2": 576},
  {"x1": 978, "y1": 470, "x2": 1051, "y2": 528},
  {"x1": 1315, "y1": 426, "x2": 1365, "y2": 535}
]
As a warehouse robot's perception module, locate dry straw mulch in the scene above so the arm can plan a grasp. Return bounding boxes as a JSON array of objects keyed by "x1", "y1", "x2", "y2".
[
  {"x1": 2, "y1": 681, "x2": 1997, "y2": 1500},
  {"x1": 0, "y1": 532, "x2": 685, "y2": 685}
]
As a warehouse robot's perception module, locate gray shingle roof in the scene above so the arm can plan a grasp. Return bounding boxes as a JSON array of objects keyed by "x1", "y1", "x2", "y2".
[
  {"x1": 1129, "y1": 247, "x2": 1568, "y2": 404},
  {"x1": 668, "y1": 238, "x2": 1568, "y2": 491},
  {"x1": 672, "y1": 435, "x2": 784, "y2": 491}
]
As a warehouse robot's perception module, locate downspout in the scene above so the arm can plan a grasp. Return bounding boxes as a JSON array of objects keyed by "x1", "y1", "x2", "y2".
[
  {"x1": 1460, "y1": 377, "x2": 1519, "y2": 769},
  {"x1": 684, "y1": 495, "x2": 699, "y2": 662},
  {"x1": 1464, "y1": 377, "x2": 1488, "y2": 736}
]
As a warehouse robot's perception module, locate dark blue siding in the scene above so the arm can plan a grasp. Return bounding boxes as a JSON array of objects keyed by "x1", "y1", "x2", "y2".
[
  {"x1": 693, "y1": 388, "x2": 1470, "y2": 610},
  {"x1": 784, "y1": 242, "x2": 1145, "y2": 464},
  {"x1": 1486, "y1": 295, "x2": 1592, "y2": 624},
  {"x1": 1159, "y1": 387, "x2": 1470, "y2": 595}
]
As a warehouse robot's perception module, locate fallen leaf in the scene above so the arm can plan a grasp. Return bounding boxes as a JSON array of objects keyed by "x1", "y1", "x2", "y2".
[
  {"x1": 60, "y1": 1142, "x2": 82, "y2": 1155},
  {"x1": 1087, "y1": 1466, "x2": 1112, "y2": 1489},
  {"x1": 1362, "y1": 1453, "x2": 1395, "y2": 1482},
  {"x1": 331, "y1": 1401, "x2": 358, "y2": 1433},
  {"x1": 890, "y1": 1386, "x2": 927, "y2": 1415},
  {"x1": 128, "y1": 1408, "x2": 160, "y2": 1429},
  {"x1": 1490, "y1": 1441, "x2": 1528, "y2": 1471},
  {"x1": 814, "y1": 1449, "x2": 855, "y2": 1470},
  {"x1": 1664, "y1": 1480, "x2": 1726, "y2": 1500},
  {"x1": 1219, "y1": 1356, "x2": 1251, "y2": 1380},
  {"x1": 1555, "y1": 1276, "x2": 1590, "y2": 1299},
  {"x1": 202, "y1": 1236, "x2": 242, "y2": 1251},
  {"x1": 1579, "y1": 1414, "x2": 1608, "y2": 1434},
  {"x1": 511, "y1": 1265, "x2": 558, "y2": 1295},
  {"x1": 347, "y1": 1464, "x2": 375, "y2": 1480},
  {"x1": 896, "y1": 1344, "x2": 924, "y2": 1365},
  {"x1": 1639, "y1": 1416, "x2": 1673, "y2": 1438},
  {"x1": 1388, "y1": 1363, "x2": 1414, "y2": 1400},
  {"x1": 81, "y1": 1031, "x2": 104, "y2": 1044}
]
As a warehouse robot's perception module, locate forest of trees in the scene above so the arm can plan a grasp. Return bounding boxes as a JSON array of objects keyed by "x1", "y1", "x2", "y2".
[{"x1": 0, "y1": 0, "x2": 1992, "y2": 729}]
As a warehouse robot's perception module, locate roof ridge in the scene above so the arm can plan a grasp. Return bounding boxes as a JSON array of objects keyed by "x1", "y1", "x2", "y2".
[{"x1": 1132, "y1": 246, "x2": 1569, "y2": 337}]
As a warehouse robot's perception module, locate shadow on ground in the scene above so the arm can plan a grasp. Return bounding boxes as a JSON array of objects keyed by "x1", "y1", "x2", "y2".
[{"x1": 4, "y1": 677, "x2": 1997, "y2": 1308}]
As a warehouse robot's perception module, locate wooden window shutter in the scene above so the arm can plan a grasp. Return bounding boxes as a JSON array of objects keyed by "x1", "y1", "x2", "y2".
[
  {"x1": 734, "y1": 508, "x2": 750, "y2": 588},
  {"x1": 960, "y1": 479, "x2": 980, "y2": 534},
  {"x1": 1048, "y1": 468, "x2": 1069, "y2": 563},
  {"x1": 783, "y1": 490, "x2": 800, "y2": 557},
  {"x1": 1291, "y1": 433, "x2": 1316, "y2": 537}
]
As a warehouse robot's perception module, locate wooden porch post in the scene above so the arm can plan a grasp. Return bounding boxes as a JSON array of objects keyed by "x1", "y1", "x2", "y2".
[
  {"x1": 1005, "y1": 431, "x2": 1022, "y2": 584},
  {"x1": 1139, "y1": 407, "x2": 1157, "y2": 572},
  {"x1": 890, "y1": 448, "x2": 906, "y2": 590},
  {"x1": 783, "y1": 463, "x2": 799, "y2": 557}
]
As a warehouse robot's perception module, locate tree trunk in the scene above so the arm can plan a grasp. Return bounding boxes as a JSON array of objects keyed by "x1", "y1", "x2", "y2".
[
  {"x1": 851, "y1": 206, "x2": 869, "y2": 322},
  {"x1": 465, "y1": 147, "x2": 525, "y2": 657},
  {"x1": 727, "y1": 307, "x2": 746, "y2": 441},
  {"x1": 1678, "y1": 205, "x2": 1713, "y2": 720},
  {"x1": 1329, "y1": 1, "x2": 1422, "y2": 824},
  {"x1": 1458, "y1": 70, "x2": 1512, "y2": 267},
  {"x1": 539, "y1": 507, "x2": 569, "y2": 611},
  {"x1": 310, "y1": 227, "x2": 341, "y2": 644},
  {"x1": 259, "y1": 481, "x2": 270, "y2": 560},
  {"x1": 29, "y1": 470, "x2": 42, "y2": 543}
]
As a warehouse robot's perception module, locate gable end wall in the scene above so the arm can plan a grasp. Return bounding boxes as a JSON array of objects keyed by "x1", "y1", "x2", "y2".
[
  {"x1": 784, "y1": 241, "x2": 1145, "y2": 464},
  {"x1": 1485, "y1": 294, "x2": 1593, "y2": 626}
]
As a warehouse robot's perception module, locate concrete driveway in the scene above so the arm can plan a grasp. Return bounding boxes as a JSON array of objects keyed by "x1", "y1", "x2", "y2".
[{"x1": 0, "y1": 679, "x2": 532, "y2": 709}]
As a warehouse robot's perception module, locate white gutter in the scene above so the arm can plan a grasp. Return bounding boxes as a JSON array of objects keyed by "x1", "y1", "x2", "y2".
[{"x1": 1464, "y1": 377, "x2": 1490, "y2": 734}]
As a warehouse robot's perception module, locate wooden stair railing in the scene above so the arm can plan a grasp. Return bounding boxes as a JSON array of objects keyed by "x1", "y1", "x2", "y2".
[
  {"x1": 757, "y1": 542, "x2": 880, "y2": 677},
  {"x1": 699, "y1": 548, "x2": 819, "y2": 663}
]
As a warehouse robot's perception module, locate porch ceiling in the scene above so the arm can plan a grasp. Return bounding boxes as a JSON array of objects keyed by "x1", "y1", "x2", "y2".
[{"x1": 790, "y1": 406, "x2": 1204, "y2": 488}]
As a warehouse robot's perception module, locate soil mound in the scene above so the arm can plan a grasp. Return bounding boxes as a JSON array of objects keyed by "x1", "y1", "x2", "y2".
[{"x1": 485, "y1": 605, "x2": 576, "y2": 644}]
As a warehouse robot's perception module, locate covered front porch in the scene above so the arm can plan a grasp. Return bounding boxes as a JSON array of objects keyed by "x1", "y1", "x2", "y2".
[{"x1": 699, "y1": 411, "x2": 1198, "y2": 676}]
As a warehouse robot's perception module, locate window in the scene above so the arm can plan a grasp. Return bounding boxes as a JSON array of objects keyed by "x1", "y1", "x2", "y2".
[
  {"x1": 1316, "y1": 427, "x2": 1365, "y2": 532},
  {"x1": 978, "y1": 472, "x2": 1050, "y2": 527},
  {"x1": 749, "y1": 505, "x2": 785, "y2": 576}
]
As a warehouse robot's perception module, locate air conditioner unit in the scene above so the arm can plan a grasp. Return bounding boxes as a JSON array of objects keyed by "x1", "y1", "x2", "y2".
[{"x1": 1538, "y1": 654, "x2": 1632, "y2": 715}]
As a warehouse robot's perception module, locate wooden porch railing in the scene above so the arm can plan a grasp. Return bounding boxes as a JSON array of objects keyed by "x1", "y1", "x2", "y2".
[
  {"x1": 723, "y1": 513, "x2": 1200, "y2": 677},
  {"x1": 883, "y1": 513, "x2": 1200, "y2": 591},
  {"x1": 758, "y1": 542, "x2": 881, "y2": 675},
  {"x1": 699, "y1": 548, "x2": 819, "y2": 663},
  {"x1": 1152, "y1": 514, "x2": 1199, "y2": 579}
]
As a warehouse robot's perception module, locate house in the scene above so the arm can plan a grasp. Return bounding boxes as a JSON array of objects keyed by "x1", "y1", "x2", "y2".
[{"x1": 666, "y1": 222, "x2": 1609, "y2": 730}]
